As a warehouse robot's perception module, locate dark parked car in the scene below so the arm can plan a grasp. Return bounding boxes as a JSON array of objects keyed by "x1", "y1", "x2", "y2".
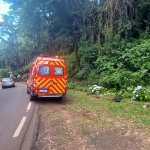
[{"x1": 1, "y1": 77, "x2": 15, "y2": 89}]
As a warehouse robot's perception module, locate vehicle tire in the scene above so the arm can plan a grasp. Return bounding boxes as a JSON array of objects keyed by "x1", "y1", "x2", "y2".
[
  {"x1": 30, "y1": 94, "x2": 38, "y2": 101},
  {"x1": 58, "y1": 97, "x2": 63, "y2": 102},
  {"x1": 30, "y1": 95, "x2": 35, "y2": 101}
]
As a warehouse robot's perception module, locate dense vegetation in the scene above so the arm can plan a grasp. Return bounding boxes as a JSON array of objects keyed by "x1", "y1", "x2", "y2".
[{"x1": 0, "y1": 0, "x2": 150, "y2": 90}]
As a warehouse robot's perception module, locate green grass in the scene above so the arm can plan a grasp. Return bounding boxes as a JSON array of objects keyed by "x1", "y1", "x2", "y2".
[
  {"x1": 67, "y1": 90, "x2": 150, "y2": 128},
  {"x1": 19, "y1": 81, "x2": 150, "y2": 128}
]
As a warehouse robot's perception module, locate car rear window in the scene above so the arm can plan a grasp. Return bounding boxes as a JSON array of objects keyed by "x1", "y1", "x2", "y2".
[
  {"x1": 54, "y1": 67, "x2": 64, "y2": 76},
  {"x1": 38, "y1": 66, "x2": 50, "y2": 75}
]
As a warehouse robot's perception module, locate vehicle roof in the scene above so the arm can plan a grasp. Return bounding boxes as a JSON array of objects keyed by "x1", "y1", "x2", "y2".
[{"x1": 33, "y1": 56, "x2": 65, "y2": 67}]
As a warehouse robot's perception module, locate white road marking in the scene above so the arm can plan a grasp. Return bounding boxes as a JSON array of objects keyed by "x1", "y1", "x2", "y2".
[
  {"x1": 26, "y1": 102, "x2": 32, "y2": 112},
  {"x1": 13, "y1": 116, "x2": 27, "y2": 138}
]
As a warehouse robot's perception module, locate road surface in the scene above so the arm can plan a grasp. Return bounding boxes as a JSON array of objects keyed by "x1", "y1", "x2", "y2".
[{"x1": 0, "y1": 84, "x2": 36, "y2": 150}]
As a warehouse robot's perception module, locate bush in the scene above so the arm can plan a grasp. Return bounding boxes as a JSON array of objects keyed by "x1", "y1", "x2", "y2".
[
  {"x1": 87, "y1": 70, "x2": 99, "y2": 85},
  {"x1": 98, "y1": 68, "x2": 134, "y2": 89},
  {"x1": 89, "y1": 85, "x2": 107, "y2": 95},
  {"x1": 115, "y1": 86, "x2": 150, "y2": 102},
  {"x1": 68, "y1": 82, "x2": 87, "y2": 92},
  {"x1": 115, "y1": 89, "x2": 133, "y2": 99},
  {"x1": 132, "y1": 86, "x2": 150, "y2": 102},
  {"x1": 64, "y1": 53, "x2": 79, "y2": 78},
  {"x1": 0, "y1": 69, "x2": 10, "y2": 77},
  {"x1": 94, "y1": 39, "x2": 150, "y2": 89}
]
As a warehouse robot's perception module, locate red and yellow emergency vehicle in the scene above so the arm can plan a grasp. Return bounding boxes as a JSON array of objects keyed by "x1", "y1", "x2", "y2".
[{"x1": 27, "y1": 56, "x2": 67, "y2": 101}]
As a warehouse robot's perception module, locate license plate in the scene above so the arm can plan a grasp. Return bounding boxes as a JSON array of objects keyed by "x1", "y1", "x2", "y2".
[{"x1": 39, "y1": 90, "x2": 47, "y2": 92}]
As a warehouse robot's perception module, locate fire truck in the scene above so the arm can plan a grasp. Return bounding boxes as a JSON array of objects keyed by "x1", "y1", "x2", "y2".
[{"x1": 27, "y1": 56, "x2": 67, "y2": 101}]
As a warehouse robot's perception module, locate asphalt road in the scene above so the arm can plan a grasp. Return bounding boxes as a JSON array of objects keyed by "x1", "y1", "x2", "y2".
[{"x1": 0, "y1": 84, "x2": 37, "y2": 150}]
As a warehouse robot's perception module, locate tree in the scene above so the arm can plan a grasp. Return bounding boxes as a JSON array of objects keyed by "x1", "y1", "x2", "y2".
[{"x1": 0, "y1": 12, "x2": 26, "y2": 73}]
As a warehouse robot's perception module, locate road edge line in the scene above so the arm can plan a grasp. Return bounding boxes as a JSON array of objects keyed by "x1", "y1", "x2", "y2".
[{"x1": 21, "y1": 102, "x2": 39, "y2": 150}]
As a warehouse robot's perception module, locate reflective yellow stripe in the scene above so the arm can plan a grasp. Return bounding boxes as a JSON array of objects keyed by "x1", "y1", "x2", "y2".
[
  {"x1": 36, "y1": 78, "x2": 46, "y2": 87},
  {"x1": 44, "y1": 79, "x2": 51, "y2": 87},
  {"x1": 53, "y1": 79, "x2": 65, "y2": 92},
  {"x1": 51, "y1": 86, "x2": 58, "y2": 93},
  {"x1": 56, "y1": 79, "x2": 65, "y2": 89},
  {"x1": 60, "y1": 62, "x2": 65, "y2": 67}
]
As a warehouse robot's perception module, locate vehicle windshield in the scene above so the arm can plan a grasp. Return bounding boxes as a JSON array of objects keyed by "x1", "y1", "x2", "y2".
[{"x1": 2, "y1": 78, "x2": 13, "y2": 82}]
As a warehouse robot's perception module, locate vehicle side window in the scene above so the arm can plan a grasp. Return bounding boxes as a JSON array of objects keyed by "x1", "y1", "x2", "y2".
[
  {"x1": 54, "y1": 67, "x2": 64, "y2": 76},
  {"x1": 39, "y1": 66, "x2": 50, "y2": 75}
]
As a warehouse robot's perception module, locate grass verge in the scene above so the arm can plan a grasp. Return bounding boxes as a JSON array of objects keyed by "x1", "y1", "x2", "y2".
[{"x1": 67, "y1": 90, "x2": 150, "y2": 129}]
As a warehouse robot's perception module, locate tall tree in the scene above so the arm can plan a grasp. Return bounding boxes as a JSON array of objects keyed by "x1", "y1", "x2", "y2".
[{"x1": 0, "y1": 13, "x2": 25, "y2": 73}]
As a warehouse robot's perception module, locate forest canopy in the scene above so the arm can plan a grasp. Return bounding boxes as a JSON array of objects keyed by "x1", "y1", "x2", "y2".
[{"x1": 0, "y1": 0, "x2": 150, "y2": 88}]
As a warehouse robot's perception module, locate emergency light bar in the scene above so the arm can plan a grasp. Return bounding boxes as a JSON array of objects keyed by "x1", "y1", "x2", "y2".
[{"x1": 42, "y1": 58, "x2": 61, "y2": 61}]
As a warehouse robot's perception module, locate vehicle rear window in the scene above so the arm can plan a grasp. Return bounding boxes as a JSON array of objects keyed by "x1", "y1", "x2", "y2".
[
  {"x1": 54, "y1": 67, "x2": 64, "y2": 76},
  {"x1": 39, "y1": 66, "x2": 50, "y2": 75}
]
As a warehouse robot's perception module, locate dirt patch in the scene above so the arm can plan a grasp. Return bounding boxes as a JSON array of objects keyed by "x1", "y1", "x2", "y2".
[{"x1": 33, "y1": 96, "x2": 150, "y2": 150}]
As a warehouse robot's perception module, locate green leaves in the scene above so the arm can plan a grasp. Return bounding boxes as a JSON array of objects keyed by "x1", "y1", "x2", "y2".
[{"x1": 133, "y1": 86, "x2": 150, "y2": 102}]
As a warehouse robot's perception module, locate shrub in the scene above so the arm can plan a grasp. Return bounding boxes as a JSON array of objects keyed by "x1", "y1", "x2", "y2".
[
  {"x1": 64, "y1": 53, "x2": 79, "y2": 78},
  {"x1": 89, "y1": 85, "x2": 107, "y2": 95},
  {"x1": 132, "y1": 86, "x2": 150, "y2": 102},
  {"x1": 87, "y1": 70, "x2": 99, "y2": 85},
  {"x1": 0, "y1": 69, "x2": 10, "y2": 77},
  {"x1": 68, "y1": 82, "x2": 87, "y2": 92}
]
